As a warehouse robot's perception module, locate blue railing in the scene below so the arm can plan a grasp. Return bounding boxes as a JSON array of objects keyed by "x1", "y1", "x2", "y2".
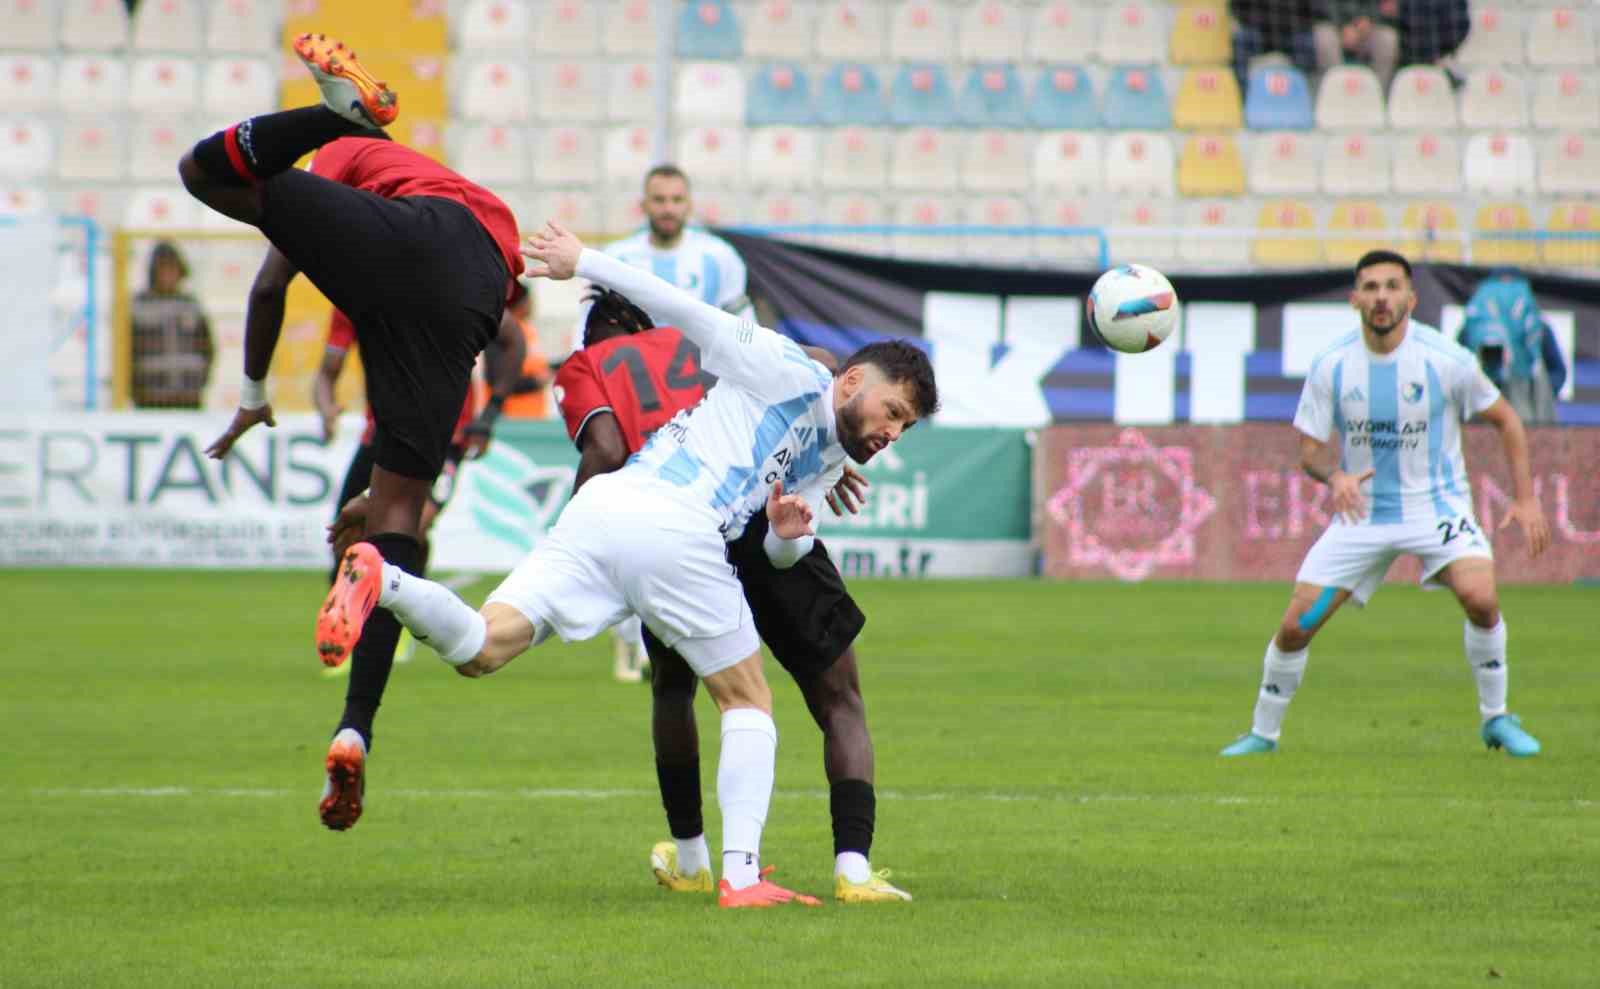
[{"x1": 0, "y1": 213, "x2": 100, "y2": 409}]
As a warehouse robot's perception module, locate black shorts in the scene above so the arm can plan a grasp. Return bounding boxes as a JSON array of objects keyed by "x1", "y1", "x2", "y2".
[
  {"x1": 259, "y1": 168, "x2": 505, "y2": 479},
  {"x1": 334, "y1": 442, "x2": 466, "y2": 519}
]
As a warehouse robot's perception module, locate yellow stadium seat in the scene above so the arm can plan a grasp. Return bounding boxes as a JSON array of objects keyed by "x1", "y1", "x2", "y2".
[
  {"x1": 1542, "y1": 201, "x2": 1600, "y2": 268},
  {"x1": 1474, "y1": 203, "x2": 1537, "y2": 266},
  {"x1": 1177, "y1": 133, "x2": 1244, "y2": 196},
  {"x1": 1173, "y1": 68, "x2": 1242, "y2": 129},
  {"x1": 1170, "y1": 3, "x2": 1231, "y2": 66},
  {"x1": 1398, "y1": 202, "x2": 1463, "y2": 262},
  {"x1": 1324, "y1": 201, "x2": 1389, "y2": 266},
  {"x1": 283, "y1": 1, "x2": 447, "y2": 55},
  {"x1": 1252, "y1": 200, "x2": 1321, "y2": 266}
]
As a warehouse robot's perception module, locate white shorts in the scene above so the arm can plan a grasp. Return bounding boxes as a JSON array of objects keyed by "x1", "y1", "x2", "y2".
[
  {"x1": 485, "y1": 471, "x2": 759, "y2": 677},
  {"x1": 1296, "y1": 513, "x2": 1494, "y2": 605}
]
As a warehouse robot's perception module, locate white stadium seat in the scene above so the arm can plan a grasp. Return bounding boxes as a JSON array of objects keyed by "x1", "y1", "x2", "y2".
[
  {"x1": 1321, "y1": 133, "x2": 1390, "y2": 196},
  {"x1": 602, "y1": 124, "x2": 654, "y2": 183},
  {"x1": 819, "y1": 192, "x2": 887, "y2": 254},
  {"x1": 56, "y1": 117, "x2": 125, "y2": 181},
  {"x1": 960, "y1": 1, "x2": 1025, "y2": 62},
  {"x1": 0, "y1": 117, "x2": 55, "y2": 178},
  {"x1": 961, "y1": 194, "x2": 1031, "y2": 264},
  {"x1": 1527, "y1": 6, "x2": 1595, "y2": 67},
  {"x1": 201, "y1": 57, "x2": 275, "y2": 117},
  {"x1": 0, "y1": 55, "x2": 55, "y2": 112},
  {"x1": 1455, "y1": 5, "x2": 1521, "y2": 67},
  {"x1": 1460, "y1": 68, "x2": 1528, "y2": 130},
  {"x1": 458, "y1": 60, "x2": 532, "y2": 122},
  {"x1": 535, "y1": 0, "x2": 600, "y2": 55},
  {"x1": 58, "y1": 55, "x2": 128, "y2": 113},
  {"x1": 608, "y1": 61, "x2": 656, "y2": 122},
  {"x1": 130, "y1": 57, "x2": 200, "y2": 113},
  {"x1": 1029, "y1": 1, "x2": 1095, "y2": 63},
  {"x1": 744, "y1": 0, "x2": 813, "y2": 59},
  {"x1": 132, "y1": 0, "x2": 204, "y2": 52},
  {"x1": 457, "y1": 0, "x2": 531, "y2": 51},
  {"x1": 674, "y1": 61, "x2": 745, "y2": 124},
  {"x1": 450, "y1": 123, "x2": 530, "y2": 185},
  {"x1": 890, "y1": 127, "x2": 959, "y2": 190},
  {"x1": 123, "y1": 185, "x2": 200, "y2": 229},
  {"x1": 535, "y1": 60, "x2": 604, "y2": 121},
  {"x1": 1538, "y1": 132, "x2": 1600, "y2": 196},
  {"x1": 601, "y1": 0, "x2": 659, "y2": 56},
  {"x1": 1315, "y1": 66, "x2": 1384, "y2": 130},
  {"x1": 1386, "y1": 66, "x2": 1457, "y2": 130},
  {"x1": 819, "y1": 127, "x2": 888, "y2": 190},
  {"x1": 891, "y1": 195, "x2": 959, "y2": 260},
  {"x1": 816, "y1": 1, "x2": 886, "y2": 60},
  {"x1": 1, "y1": 0, "x2": 58, "y2": 50},
  {"x1": 1103, "y1": 131, "x2": 1174, "y2": 196},
  {"x1": 1463, "y1": 132, "x2": 1536, "y2": 197},
  {"x1": 960, "y1": 130, "x2": 1030, "y2": 193},
  {"x1": 889, "y1": 1, "x2": 957, "y2": 62},
  {"x1": 205, "y1": 0, "x2": 277, "y2": 54},
  {"x1": 1391, "y1": 132, "x2": 1462, "y2": 197},
  {"x1": 128, "y1": 115, "x2": 198, "y2": 181},
  {"x1": 1031, "y1": 131, "x2": 1103, "y2": 192},
  {"x1": 1096, "y1": 2, "x2": 1165, "y2": 65},
  {"x1": 1033, "y1": 196, "x2": 1106, "y2": 264},
  {"x1": 62, "y1": 0, "x2": 130, "y2": 51},
  {"x1": 531, "y1": 125, "x2": 600, "y2": 186},
  {"x1": 747, "y1": 127, "x2": 818, "y2": 190},
  {"x1": 1533, "y1": 71, "x2": 1600, "y2": 131},
  {"x1": 675, "y1": 124, "x2": 744, "y2": 184}
]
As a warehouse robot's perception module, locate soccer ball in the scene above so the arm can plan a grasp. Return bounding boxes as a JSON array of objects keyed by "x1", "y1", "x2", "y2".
[{"x1": 1086, "y1": 264, "x2": 1179, "y2": 354}]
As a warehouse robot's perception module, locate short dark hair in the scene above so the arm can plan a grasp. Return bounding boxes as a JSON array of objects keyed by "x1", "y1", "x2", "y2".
[
  {"x1": 644, "y1": 163, "x2": 689, "y2": 191},
  {"x1": 1354, "y1": 249, "x2": 1412, "y2": 282},
  {"x1": 841, "y1": 340, "x2": 939, "y2": 419},
  {"x1": 583, "y1": 287, "x2": 653, "y2": 347},
  {"x1": 146, "y1": 240, "x2": 188, "y2": 289}
]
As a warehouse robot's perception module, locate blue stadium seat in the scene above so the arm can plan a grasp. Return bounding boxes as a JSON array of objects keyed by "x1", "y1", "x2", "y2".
[
  {"x1": 676, "y1": 0, "x2": 743, "y2": 59},
  {"x1": 817, "y1": 63, "x2": 887, "y2": 125},
  {"x1": 1101, "y1": 66, "x2": 1171, "y2": 130},
  {"x1": 1027, "y1": 65, "x2": 1098, "y2": 129},
  {"x1": 956, "y1": 64, "x2": 1027, "y2": 127},
  {"x1": 889, "y1": 63, "x2": 957, "y2": 126},
  {"x1": 1244, "y1": 65, "x2": 1313, "y2": 130},
  {"x1": 747, "y1": 63, "x2": 814, "y2": 125}
]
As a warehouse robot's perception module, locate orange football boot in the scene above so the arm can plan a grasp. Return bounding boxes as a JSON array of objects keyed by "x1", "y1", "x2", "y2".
[
  {"x1": 717, "y1": 867, "x2": 822, "y2": 909},
  {"x1": 317, "y1": 542, "x2": 382, "y2": 668},
  {"x1": 319, "y1": 727, "x2": 367, "y2": 831},
  {"x1": 292, "y1": 33, "x2": 399, "y2": 127}
]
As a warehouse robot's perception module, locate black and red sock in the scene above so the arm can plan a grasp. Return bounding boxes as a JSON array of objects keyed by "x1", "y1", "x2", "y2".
[{"x1": 192, "y1": 106, "x2": 361, "y2": 185}]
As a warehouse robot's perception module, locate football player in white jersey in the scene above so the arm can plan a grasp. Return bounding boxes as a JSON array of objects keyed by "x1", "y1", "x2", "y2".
[
  {"x1": 318, "y1": 220, "x2": 938, "y2": 908},
  {"x1": 1221, "y1": 250, "x2": 1551, "y2": 758}
]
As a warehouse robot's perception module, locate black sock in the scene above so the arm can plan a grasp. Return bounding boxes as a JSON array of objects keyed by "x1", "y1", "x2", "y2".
[
  {"x1": 336, "y1": 531, "x2": 422, "y2": 749},
  {"x1": 656, "y1": 759, "x2": 704, "y2": 840},
  {"x1": 196, "y1": 106, "x2": 360, "y2": 185},
  {"x1": 831, "y1": 779, "x2": 876, "y2": 858}
]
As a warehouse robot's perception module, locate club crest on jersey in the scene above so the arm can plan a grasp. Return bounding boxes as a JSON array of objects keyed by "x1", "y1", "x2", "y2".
[{"x1": 1403, "y1": 381, "x2": 1424, "y2": 403}]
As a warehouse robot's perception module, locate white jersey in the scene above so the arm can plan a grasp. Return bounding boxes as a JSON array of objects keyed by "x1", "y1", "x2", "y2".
[
  {"x1": 573, "y1": 227, "x2": 752, "y2": 348},
  {"x1": 575, "y1": 249, "x2": 844, "y2": 542},
  {"x1": 1293, "y1": 321, "x2": 1500, "y2": 526}
]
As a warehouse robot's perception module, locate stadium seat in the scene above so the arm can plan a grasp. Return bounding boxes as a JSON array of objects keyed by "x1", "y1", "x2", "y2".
[
  {"x1": 748, "y1": 191, "x2": 817, "y2": 232},
  {"x1": 56, "y1": 117, "x2": 124, "y2": 181},
  {"x1": 450, "y1": 123, "x2": 529, "y2": 185},
  {"x1": 743, "y1": 0, "x2": 812, "y2": 59},
  {"x1": 389, "y1": 117, "x2": 446, "y2": 164},
  {"x1": 195, "y1": 239, "x2": 263, "y2": 307},
  {"x1": 1538, "y1": 132, "x2": 1600, "y2": 196},
  {"x1": 676, "y1": 124, "x2": 744, "y2": 184},
  {"x1": 1244, "y1": 65, "x2": 1313, "y2": 130},
  {"x1": 891, "y1": 195, "x2": 958, "y2": 261},
  {"x1": 282, "y1": 1, "x2": 444, "y2": 55},
  {"x1": 1463, "y1": 132, "x2": 1536, "y2": 196},
  {"x1": 1323, "y1": 201, "x2": 1389, "y2": 267},
  {"x1": 889, "y1": 1, "x2": 956, "y2": 61},
  {"x1": 1097, "y1": 2, "x2": 1166, "y2": 65},
  {"x1": 2, "y1": 0, "x2": 58, "y2": 50},
  {"x1": 1033, "y1": 196, "x2": 1106, "y2": 264},
  {"x1": 1542, "y1": 201, "x2": 1600, "y2": 269},
  {"x1": 1176, "y1": 133, "x2": 1243, "y2": 197},
  {"x1": 1454, "y1": 5, "x2": 1521, "y2": 67},
  {"x1": 1170, "y1": 2, "x2": 1229, "y2": 66},
  {"x1": 132, "y1": 0, "x2": 203, "y2": 52},
  {"x1": 0, "y1": 56, "x2": 54, "y2": 112},
  {"x1": 1391, "y1": 132, "x2": 1463, "y2": 196},
  {"x1": 820, "y1": 192, "x2": 888, "y2": 255},
  {"x1": 602, "y1": 124, "x2": 654, "y2": 183},
  {"x1": 1027, "y1": 66, "x2": 1098, "y2": 130},
  {"x1": 533, "y1": 188, "x2": 600, "y2": 238},
  {"x1": 58, "y1": 55, "x2": 127, "y2": 113},
  {"x1": 459, "y1": 60, "x2": 532, "y2": 122},
  {"x1": 817, "y1": 64, "x2": 887, "y2": 126},
  {"x1": 531, "y1": 124, "x2": 600, "y2": 186},
  {"x1": 819, "y1": 127, "x2": 888, "y2": 189},
  {"x1": 62, "y1": 0, "x2": 130, "y2": 50},
  {"x1": 128, "y1": 115, "x2": 194, "y2": 180},
  {"x1": 1111, "y1": 197, "x2": 1179, "y2": 268},
  {"x1": 960, "y1": 130, "x2": 1029, "y2": 193},
  {"x1": 959, "y1": 1, "x2": 1024, "y2": 62},
  {"x1": 1028, "y1": 2, "x2": 1096, "y2": 63},
  {"x1": 889, "y1": 64, "x2": 957, "y2": 127},
  {"x1": 601, "y1": 184, "x2": 645, "y2": 236},
  {"x1": 457, "y1": 0, "x2": 531, "y2": 51},
  {"x1": 602, "y1": 0, "x2": 659, "y2": 55},
  {"x1": 1315, "y1": 67, "x2": 1383, "y2": 130},
  {"x1": 536, "y1": 0, "x2": 600, "y2": 55},
  {"x1": 961, "y1": 195, "x2": 1032, "y2": 264},
  {"x1": 956, "y1": 65, "x2": 1027, "y2": 128},
  {"x1": 0, "y1": 184, "x2": 49, "y2": 217},
  {"x1": 747, "y1": 63, "x2": 814, "y2": 126},
  {"x1": 1386, "y1": 67, "x2": 1458, "y2": 130},
  {"x1": 205, "y1": 0, "x2": 276, "y2": 53},
  {"x1": 52, "y1": 184, "x2": 125, "y2": 229},
  {"x1": 537, "y1": 60, "x2": 606, "y2": 122},
  {"x1": 1460, "y1": 69, "x2": 1528, "y2": 130},
  {"x1": 1104, "y1": 132, "x2": 1174, "y2": 195},
  {"x1": 1102, "y1": 67, "x2": 1171, "y2": 130},
  {"x1": 1032, "y1": 131, "x2": 1104, "y2": 192},
  {"x1": 608, "y1": 62, "x2": 656, "y2": 121},
  {"x1": 1248, "y1": 131, "x2": 1320, "y2": 195},
  {"x1": 1178, "y1": 199, "x2": 1249, "y2": 267},
  {"x1": 1252, "y1": 200, "x2": 1321, "y2": 267},
  {"x1": 1173, "y1": 68, "x2": 1242, "y2": 130},
  {"x1": 815, "y1": 1, "x2": 885, "y2": 60},
  {"x1": 130, "y1": 57, "x2": 200, "y2": 113},
  {"x1": 677, "y1": 0, "x2": 742, "y2": 59},
  {"x1": 1321, "y1": 133, "x2": 1390, "y2": 196},
  {"x1": 674, "y1": 61, "x2": 745, "y2": 124},
  {"x1": 746, "y1": 126, "x2": 817, "y2": 189},
  {"x1": 1473, "y1": 203, "x2": 1538, "y2": 266},
  {"x1": 1533, "y1": 71, "x2": 1599, "y2": 131},
  {"x1": 1527, "y1": 7, "x2": 1595, "y2": 67},
  {"x1": 890, "y1": 127, "x2": 959, "y2": 190},
  {"x1": 685, "y1": 186, "x2": 744, "y2": 227},
  {"x1": 124, "y1": 185, "x2": 199, "y2": 229},
  {"x1": 202, "y1": 57, "x2": 275, "y2": 116}
]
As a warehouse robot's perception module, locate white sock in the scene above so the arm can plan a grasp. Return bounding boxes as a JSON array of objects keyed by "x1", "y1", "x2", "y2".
[
  {"x1": 377, "y1": 562, "x2": 486, "y2": 666},
  {"x1": 1464, "y1": 618, "x2": 1508, "y2": 720},
  {"x1": 1250, "y1": 639, "x2": 1308, "y2": 742},
  {"x1": 676, "y1": 834, "x2": 711, "y2": 876},
  {"x1": 717, "y1": 707, "x2": 777, "y2": 891},
  {"x1": 835, "y1": 851, "x2": 871, "y2": 883}
]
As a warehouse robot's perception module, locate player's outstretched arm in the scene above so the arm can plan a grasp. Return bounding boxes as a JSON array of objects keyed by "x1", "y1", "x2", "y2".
[
  {"x1": 1477, "y1": 397, "x2": 1551, "y2": 556},
  {"x1": 207, "y1": 247, "x2": 297, "y2": 459}
]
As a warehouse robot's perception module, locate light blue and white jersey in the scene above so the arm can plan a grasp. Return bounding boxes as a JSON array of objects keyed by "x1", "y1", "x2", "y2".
[
  {"x1": 1294, "y1": 321, "x2": 1501, "y2": 525},
  {"x1": 573, "y1": 227, "x2": 752, "y2": 350},
  {"x1": 576, "y1": 249, "x2": 844, "y2": 542}
]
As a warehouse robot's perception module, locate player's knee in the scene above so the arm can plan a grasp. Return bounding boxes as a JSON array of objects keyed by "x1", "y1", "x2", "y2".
[
  {"x1": 1460, "y1": 588, "x2": 1500, "y2": 627},
  {"x1": 1276, "y1": 619, "x2": 1314, "y2": 653},
  {"x1": 177, "y1": 151, "x2": 207, "y2": 196}
]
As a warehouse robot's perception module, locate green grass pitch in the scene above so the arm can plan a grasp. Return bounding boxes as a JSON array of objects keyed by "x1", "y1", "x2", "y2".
[{"x1": 1, "y1": 570, "x2": 1595, "y2": 987}]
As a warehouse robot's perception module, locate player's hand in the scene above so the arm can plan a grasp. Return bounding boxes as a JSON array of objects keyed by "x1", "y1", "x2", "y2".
[
  {"x1": 767, "y1": 479, "x2": 815, "y2": 540},
  {"x1": 1328, "y1": 467, "x2": 1375, "y2": 524},
  {"x1": 327, "y1": 493, "x2": 370, "y2": 561},
  {"x1": 825, "y1": 465, "x2": 870, "y2": 517},
  {"x1": 205, "y1": 404, "x2": 275, "y2": 460},
  {"x1": 1499, "y1": 496, "x2": 1551, "y2": 558},
  {"x1": 520, "y1": 220, "x2": 583, "y2": 280},
  {"x1": 317, "y1": 405, "x2": 342, "y2": 444}
]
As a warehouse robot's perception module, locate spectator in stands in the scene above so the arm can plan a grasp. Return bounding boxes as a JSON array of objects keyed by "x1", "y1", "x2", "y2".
[
  {"x1": 130, "y1": 241, "x2": 214, "y2": 409},
  {"x1": 1230, "y1": 0, "x2": 1331, "y2": 91},
  {"x1": 1316, "y1": 1, "x2": 1401, "y2": 91},
  {"x1": 495, "y1": 280, "x2": 551, "y2": 421},
  {"x1": 1459, "y1": 269, "x2": 1567, "y2": 426},
  {"x1": 1399, "y1": 0, "x2": 1471, "y2": 85}
]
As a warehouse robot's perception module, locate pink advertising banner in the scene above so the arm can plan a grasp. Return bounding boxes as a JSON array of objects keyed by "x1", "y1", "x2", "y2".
[{"x1": 1035, "y1": 425, "x2": 1600, "y2": 584}]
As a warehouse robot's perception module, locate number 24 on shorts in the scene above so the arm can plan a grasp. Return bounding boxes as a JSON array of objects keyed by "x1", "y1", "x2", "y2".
[{"x1": 1437, "y1": 516, "x2": 1481, "y2": 546}]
